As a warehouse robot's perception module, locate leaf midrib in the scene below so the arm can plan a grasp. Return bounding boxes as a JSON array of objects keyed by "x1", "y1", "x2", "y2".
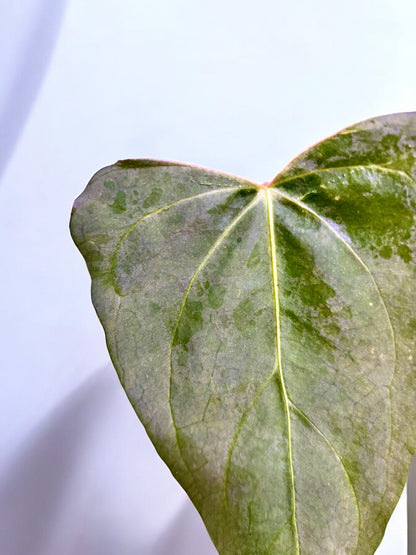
[
  {"x1": 265, "y1": 188, "x2": 301, "y2": 554},
  {"x1": 221, "y1": 187, "x2": 365, "y2": 552}
]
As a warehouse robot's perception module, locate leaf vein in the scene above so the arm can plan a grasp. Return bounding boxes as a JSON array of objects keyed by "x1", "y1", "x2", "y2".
[
  {"x1": 269, "y1": 187, "x2": 397, "y2": 368},
  {"x1": 111, "y1": 186, "x2": 249, "y2": 293},
  {"x1": 168, "y1": 194, "x2": 261, "y2": 475},
  {"x1": 223, "y1": 368, "x2": 277, "y2": 513},
  {"x1": 265, "y1": 517, "x2": 291, "y2": 553},
  {"x1": 273, "y1": 164, "x2": 412, "y2": 188},
  {"x1": 289, "y1": 401, "x2": 360, "y2": 552}
]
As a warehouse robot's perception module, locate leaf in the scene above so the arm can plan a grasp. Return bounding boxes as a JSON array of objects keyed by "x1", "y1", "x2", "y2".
[{"x1": 70, "y1": 114, "x2": 416, "y2": 554}]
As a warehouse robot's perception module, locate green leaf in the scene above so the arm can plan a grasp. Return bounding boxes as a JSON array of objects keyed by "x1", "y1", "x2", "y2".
[{"x1": 70, "y1": 113, "x2": 416, "y2": 554}]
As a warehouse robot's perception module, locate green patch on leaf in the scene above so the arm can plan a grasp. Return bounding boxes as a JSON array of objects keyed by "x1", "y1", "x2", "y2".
[{"x1": 110, "y1": 190, "x2": 126, "y2": 213}]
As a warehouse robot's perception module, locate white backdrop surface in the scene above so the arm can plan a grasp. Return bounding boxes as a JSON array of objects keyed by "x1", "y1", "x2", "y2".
[{"x1": 1, "y1": 1, "x2": 416, "y2": 553}]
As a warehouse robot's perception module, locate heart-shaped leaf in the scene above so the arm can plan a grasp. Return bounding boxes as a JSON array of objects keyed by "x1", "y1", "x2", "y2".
[{"x1": 70, "y1": 113, "x2": 416, "y2": 554}]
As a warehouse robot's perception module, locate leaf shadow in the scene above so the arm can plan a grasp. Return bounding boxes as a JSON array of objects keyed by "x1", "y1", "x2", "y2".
[
  {"x1": 0, "y1": 0, "x2": 68, "y2": 178},
  {"x1": 0, "y1": 368, "x2": 115, "y2": 555}
]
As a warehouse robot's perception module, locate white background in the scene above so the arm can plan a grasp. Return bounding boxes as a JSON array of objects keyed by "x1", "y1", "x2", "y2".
[{"x1": 1, "y1": 1, "x2": 416, "y2": 553}]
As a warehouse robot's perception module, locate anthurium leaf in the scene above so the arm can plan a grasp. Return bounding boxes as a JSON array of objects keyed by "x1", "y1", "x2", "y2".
[{"x1": 70, "y1": 113, "x2": 416, "y2": 554}]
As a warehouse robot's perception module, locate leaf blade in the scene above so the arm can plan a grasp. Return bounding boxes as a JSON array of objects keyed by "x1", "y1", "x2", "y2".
[{"x1": 71, "y1": 114, "x2": 416, "y2": 554}]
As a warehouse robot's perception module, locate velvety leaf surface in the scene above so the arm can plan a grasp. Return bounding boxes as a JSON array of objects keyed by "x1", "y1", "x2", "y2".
[{"x1": 70, "y1": 113, "x2": 416, "y2": 554}]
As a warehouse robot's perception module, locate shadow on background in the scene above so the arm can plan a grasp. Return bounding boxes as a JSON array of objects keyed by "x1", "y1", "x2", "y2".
[
  {"x1": 0, "y1": 0, "x2": 68, "y2": 178},
  {"x1": 0, "y1": 367, "x2": 211, "y2": 555},
  {"x1": 0, "y1": 369, "x2": 115, "y2": 555}
]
